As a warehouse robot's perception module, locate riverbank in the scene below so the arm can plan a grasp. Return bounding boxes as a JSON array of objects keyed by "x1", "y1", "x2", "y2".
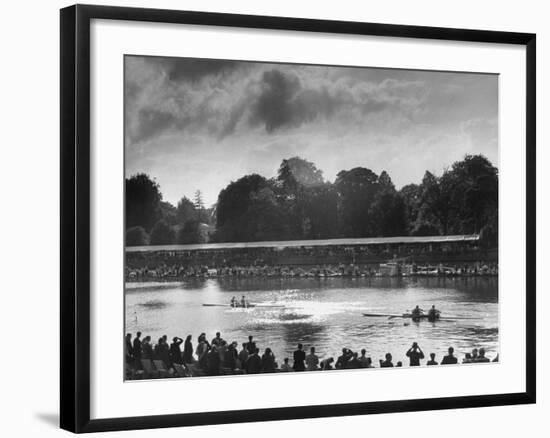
[{"x1": 126, "y1": 262, "x2": 498, "y2": 282}]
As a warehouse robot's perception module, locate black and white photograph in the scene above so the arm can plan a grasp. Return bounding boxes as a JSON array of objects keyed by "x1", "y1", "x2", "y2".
[
  {"x1": 124, "y1": 56, "x2": 499, "y2": 380},
  {"x1": 0, "y1": 0, "x2": 543, "y2": 435}
]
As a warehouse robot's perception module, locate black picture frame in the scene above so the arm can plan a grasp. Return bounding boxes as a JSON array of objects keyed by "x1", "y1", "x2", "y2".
[{"x1": 60, "y1": 4, "x2": 536, "y2": 433}]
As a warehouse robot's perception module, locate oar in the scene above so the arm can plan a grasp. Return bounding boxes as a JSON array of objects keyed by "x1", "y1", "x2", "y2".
[{"x1": 362, "y1": 312, "x2": 403, "y2": 318}]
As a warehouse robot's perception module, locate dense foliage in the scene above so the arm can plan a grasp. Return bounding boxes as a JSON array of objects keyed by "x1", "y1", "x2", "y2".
[
  {"x1": 125, "y1": 226, "x2": 149, "y2": 246},
  {"x1": 149, "y1": 220, "x2": 175, "y2": 246},
  {"x1": 125, "y1": 155, "x2": 498, "y2": 246},
  {"x1": 125, "y1": 173, "x2": 162, "y2": 231}
]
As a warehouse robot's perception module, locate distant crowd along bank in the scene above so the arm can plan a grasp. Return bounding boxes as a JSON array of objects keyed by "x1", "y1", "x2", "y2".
[
  {"x1": 125, "y1": 235, "x2": 497, "y2": 281},
  {"x1": 125, "y1": 331, "x2": 498, "y2": 380}
]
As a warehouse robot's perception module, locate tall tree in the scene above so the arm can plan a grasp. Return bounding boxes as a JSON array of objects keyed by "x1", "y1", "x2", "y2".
[
  {"x1": 414, "y1": 155, "x2": 498, "y2": 236},
  {"x1": 216, "y1": 174, "x2": 287, "y2": 242},
  {"x1": 368, "y1": 172, "x2": 407, "y2": 236},
  {"x1": 277, "y1": 156, "x2": 324, "y2": 195},
  {"x1": 176, "y1": 196, "x2": 197, "y2": 225},
  {"x1": 378, "y1": 170, "x2": 395, "y2": 190},
  {"x1": 335, "y1": 167, "x2": 380, "y2": 237},
  {"x1": 399, "y1": 183, "x2": 422, "y2": 234},
  {"x1": 447, "y1": 154, "x2": 498, "y2": 234},
  {"x1": 302, "y1": 183, "x2": 339, "y2": 239},
  {"x1": 275, "y1": 157, "x2": 326, "y2": 238},
  {"x1": 125, "y1": 173, "x2": 162, "y2": 231},
  {"x1": 159, "y1": 201, "x2": 178, "y2": 226},
  {"x1": 194, "y1": 190, "x2": 205, "y2": 222},
  {"x1": 416, "y1": 170, "x2": 453, "y2": 235}
]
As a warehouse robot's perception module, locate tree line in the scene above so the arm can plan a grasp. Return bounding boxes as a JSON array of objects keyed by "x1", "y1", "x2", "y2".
[{"x1": 126, "y1": 154, "x2": 498, "y2": 247}]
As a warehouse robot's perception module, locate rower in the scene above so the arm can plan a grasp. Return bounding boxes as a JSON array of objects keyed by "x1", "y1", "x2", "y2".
[
  {"x1": 241, "y1": 295, "x2": 247, "y2": 308},
  {"x1": 428, "y1": 305, "x2": 440, "y2": 322},
  {"x1": 230, "y1": 296, "x2": 237, "y2": 308},
  {"x1": 411, "y1": 305, "x2": 424, "y2": 321}
]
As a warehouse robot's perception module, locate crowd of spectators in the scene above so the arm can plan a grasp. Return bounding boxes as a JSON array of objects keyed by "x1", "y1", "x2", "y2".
[
  {"x1": 125, "y1": 261, "x2": 498, "y2": 281},
  {"x1": 125, "y1": 331, "x2": 498, "y2": 380},
  {"x1": 125, "y1": 240, "x2": 497, "y2": 282}
]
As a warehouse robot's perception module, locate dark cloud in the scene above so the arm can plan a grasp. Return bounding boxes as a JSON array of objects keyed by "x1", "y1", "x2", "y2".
[
  {"x1": 250, "y1": 69, "x2": 342, "y2": 133},
  {"x1": 248, "y1": 69, "x2": 410, "y2": 133},
  {"x1": 251, "y1": 70, "x2": 302, "y2": 132},
  {"x1": 125, "y1": 58, "x2": 434, "y2": 144},
  {"x1": 157, "y1": 57, "x2": 239, "y2": 82}
]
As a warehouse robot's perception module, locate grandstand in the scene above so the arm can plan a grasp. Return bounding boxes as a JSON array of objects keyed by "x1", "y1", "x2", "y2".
[
  {"x1": 126, "y1": 234, "x2": 496, "y2": 271},
  {"x1": 126, "y1": 234, "x2": 479, "y2": 253}
]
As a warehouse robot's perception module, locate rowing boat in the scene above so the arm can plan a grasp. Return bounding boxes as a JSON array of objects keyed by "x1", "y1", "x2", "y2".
[
  {"x1": 203, "y1": 303, "x2": 256, "y2": 308},
  {"x1": 362, "y1": 312, "x2": 476, "y2": 321},
  {"x1": 202, "y1": 303, "x2": 284, "y2": 309}
]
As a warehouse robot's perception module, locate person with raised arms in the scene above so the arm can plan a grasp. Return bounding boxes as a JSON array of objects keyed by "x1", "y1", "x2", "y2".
[{"x1": 406, "y1": 342, "x2": 425, "y2": 366}]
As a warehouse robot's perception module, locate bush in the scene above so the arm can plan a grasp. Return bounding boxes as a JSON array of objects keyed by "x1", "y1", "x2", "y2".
[
  {"x1": 126, "y1": 226, "x2": 149, "y2": 246},
  {"x1": 149, "y1": 220, "x2": 175, "y2": 245}
]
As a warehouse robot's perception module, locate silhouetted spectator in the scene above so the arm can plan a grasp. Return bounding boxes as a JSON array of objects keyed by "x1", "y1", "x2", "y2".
[
  {"x1": 261, "y1": 348, "x2": 277, "y2": 372},
  {"x1": 380, "y1": 353, "x2": 394, "y2": 368},
  {"x1": 280, "y1": 357, "x2": 292, "y2": 372},
  {"x1": 476, "y1": 348, "x2": 490, "y2": 362},
  {"x1": 427, "y1": 353, "x2": 438, "y2": 365},
  {"x1": 406, "y1": 342, "x2": 425, "y2": 366},
  {"x1": 238, "y1": 342, "x2": 249, "y2": 369},
  {"x1": 358, "y1": 349, "x2": 370, "y2": 368},
  {"x1": 206, "y1": 346, "x2": 221, "y2": 376},
  {"x1": 211, "y1": 332, "x2": 223, "y2": 347},
  {"x1": 346, "y1": 352, "x2": 361, "y2": 369},
  {"x1": 155, "y1": 337, "x2": 171, "y2": 367},
  {"x1": 245, "y1": 335, "x2": 256, "y2": 354},
  {"x1": 224, "y1": 342, "x2": 238, "y2": 370},
  {"x1": 321, "y1": 357, "x2": 335, "y2": 370},
  {"x1": 335, "y1": 348, "x2": 352, "y2": 369},
  {"x1": 293, "y1": 344, "x2": 306, "y2": 371},
  {"x1": 306, "y1": 347, "x2": 319, "y2": 371},
  {"x1": 142, "y1": 336, "x2": 153, "y2": 360},
  {"x1": 133, "y1": 332, "x2": 142, "y2": 368},
  {"x1": 183, "y1": 335, "x2": 194, "y2": 364},
  {"x1": 441, "y1": 347, "x2": 458, "y2": 365},
  {"x1": 170, "y1": 337, "x2": 183, "y2": 365},
  {"x1": 246, "y1": 348, "x2": 262, "y2": 374},
  {"x1": 125, "y1": 333, "x2": 133, "y2": 364}
]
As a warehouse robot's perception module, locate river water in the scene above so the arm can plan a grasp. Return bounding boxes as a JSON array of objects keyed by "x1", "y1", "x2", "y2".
[{"x1": 125, "y1": 276, "x2": 498, "y2": 366}]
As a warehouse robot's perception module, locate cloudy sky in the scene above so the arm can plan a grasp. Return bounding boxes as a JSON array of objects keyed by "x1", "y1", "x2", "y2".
[{"x1": 125, "y1": 55, "x2": 498, "y2": 206}]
